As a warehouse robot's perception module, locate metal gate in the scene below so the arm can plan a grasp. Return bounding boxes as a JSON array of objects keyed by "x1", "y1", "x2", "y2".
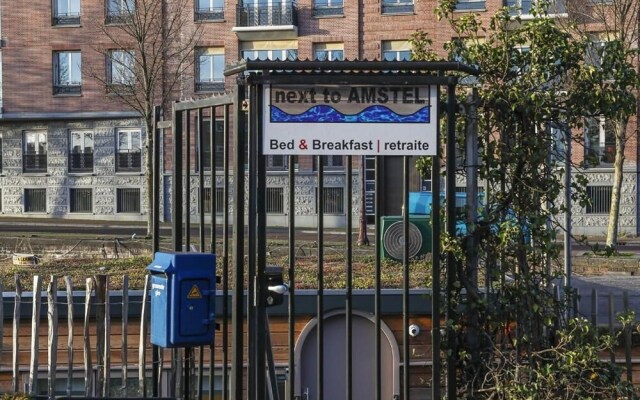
[{"x1": 154, "y1": 59, "x2": 475, "y2": 400}]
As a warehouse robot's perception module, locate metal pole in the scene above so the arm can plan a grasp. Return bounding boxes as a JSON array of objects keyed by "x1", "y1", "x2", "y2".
[
  {"x1": 431, "y1": 83, "x2": 442, "y2": 399},
  {"x1": 152, "y1": 105, "x2": 162, "y2": 398},
  {"x1": 287, "y1": 153, "x2": 296, "y2": 400},
  {"x1": 247, "y1": 83, "x2": 258, "y2": 400},
  {"x1": 256, "y1": 84, "x2": 267, "y2": 400},
  {"x1": 445, "y1": 83, "x2": 458, "y2": 400},
  {"x1": 345, "y1": 155, "x2": 353, "y2": 400},
  {"x1": 316, "y1": 156, "x2": 325, "y2": 400},
  {"x1": 172, "y1": 107, "x2": 183, "y2": 252},
  {"x1": 402, "y1": 156, "x2": 410, "y2": 400},
  {"x1": 374, "y1": 156, "x2": 382, "y2": 400},
  {"x1": 230, "y1": 80, "x2": 246, "y2": 400},
  {"x1": 564, "y1": 128, "x2": 572, "y2": 317},
  {"x1": 222, "y1": 105, "x2": 230, "y2": 400}
]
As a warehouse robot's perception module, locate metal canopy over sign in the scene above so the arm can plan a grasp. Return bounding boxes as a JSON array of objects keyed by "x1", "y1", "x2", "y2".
[{"x1": 263, "y1": 84, "x2": 437, "y2": 156}]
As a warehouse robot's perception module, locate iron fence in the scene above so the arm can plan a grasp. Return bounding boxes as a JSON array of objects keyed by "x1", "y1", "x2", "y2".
[
  {"x1": 235, "y1": 2, "x2": 297, "y2": 27},
  {"x1": 117, "y1": 150, "x2": 142, "y2": 172},
  {"x1": 23, "y1": 153, "x2": 47, "y2": 173},
  {"x1": 69, "y1": 152, "x2": 94, "y2": 172}
]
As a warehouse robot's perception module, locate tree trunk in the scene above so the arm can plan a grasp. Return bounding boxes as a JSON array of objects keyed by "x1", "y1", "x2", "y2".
[
  {"x1": 145, "y1": 117, "x2": 154, "y2": 238},
  {"x1": 357, "y1": 156, "x2": 370, "y2": 246},
  {"x1": 606, "y1": 120, "x2": 627, "y2": 248}
]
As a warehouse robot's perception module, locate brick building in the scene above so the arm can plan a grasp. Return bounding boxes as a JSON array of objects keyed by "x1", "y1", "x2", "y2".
[{"x1": 0, "y1": 0, "x2": 637, "y2": 235}]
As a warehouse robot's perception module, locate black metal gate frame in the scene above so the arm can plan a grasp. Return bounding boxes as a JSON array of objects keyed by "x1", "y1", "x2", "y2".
[{"x1": 156, "y1": 59, "x2": 477, "y2": 400}]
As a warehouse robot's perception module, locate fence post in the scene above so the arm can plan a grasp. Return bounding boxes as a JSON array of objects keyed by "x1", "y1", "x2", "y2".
[
  {"x1": 12, "y1": 276, "x2": 22, "y2": 393},
  {"x1": 139, "y1": 275, "x2": 151, "y2": 397},
  {"x1": 608, "y1": 293, "x2": 616, "y2": 364},
  {"x1": 623, "y1": 291, "x2": 632, "y2": 383},
  {"x1": 104, "y1": 276, "x2": 111, "y2": 396},
  {"x1": 95, "y1": 275, "x2": 106, "y2": 397},
  {"x1": 47, "y1": 276, "x2": 58, "y2": 398},
  {"x1": 122, "y1": 275, "x2": 129, "y2": 395},
  {"x1": 64, "y1": 276, "x2": 74, "y2": 397},
  {"x1": 0, "y1": 282, "x2": 4, "y2": 359},
  {"x1": 84, "y1": 278, "x2": 95, "y2": 397},
  {"x1": 28, "y1": 275, "x2": 42, "y2": 396}
]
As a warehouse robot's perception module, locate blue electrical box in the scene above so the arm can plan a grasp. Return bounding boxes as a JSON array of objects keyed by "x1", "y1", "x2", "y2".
[{"x1": 147, "y1": 252, "x2": 216, "y2": 348}]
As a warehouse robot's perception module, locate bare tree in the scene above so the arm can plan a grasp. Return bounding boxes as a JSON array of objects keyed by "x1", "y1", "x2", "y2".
[
  {"x1": 89, "y1": 0, "x2": 202, "y2": 236},
  {"x1": 563, "y1": 0, "x2": 640, "y2": 248}
]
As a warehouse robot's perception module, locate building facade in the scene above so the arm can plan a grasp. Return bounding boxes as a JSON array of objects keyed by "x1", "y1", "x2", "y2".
[{"x1": 0, "y1": 0, "x2": 637, "y2": 235}]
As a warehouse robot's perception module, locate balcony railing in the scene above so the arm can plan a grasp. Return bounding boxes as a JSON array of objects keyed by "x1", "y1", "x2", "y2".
[
  {"x1": 24, "y1": 153, "x2": 47, "y2": 173},
  {"x1": 313, "y1": 4, "x2": 343, "y2": 16},
  {"x1": 53, "y1": 13, "x2": 81, "y2": 26},
  {"x1": 54, "y1": 85, "x2": 81, "y2": 95},
  {"x1": 236, "y1": 2, "x2": 297, "y2": 27},
  {"x1": 456, "y1": 0, "x2": 486, "y2": 10},
  {"x1": 195, "y1": 7, "x2": 225, "y2": 21},
  {"x1": 381, "y1": 1, "x2": 414, "y2": 13},
  {"x1": 195, "y1": 81, "x2": 225, "y2": 93},
  {"x1": 105, "y1": 11, "x2": 132, "y2": 24},
  {"x1": 506, "y1": 0, "x2": 565, "y2": 15},
  {"x1": 69, "y1": 152, "x2": 94, "y2": 173},
  {"x1": 116, "y1": 150, "x2": 142, "y2": 172}
]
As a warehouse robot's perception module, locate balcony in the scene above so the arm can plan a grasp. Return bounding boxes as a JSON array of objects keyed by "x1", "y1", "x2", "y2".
[
  {"x1": 54, "y1": 84, "x2": 81, "y2": 95},
  {"x1": 69, "y1": 152, "x2": 94, "y2": 173},
  {"x1": 53, "y1": 13, "x2": 81, "y2": 26},
  {"x1": 195, "y1": 7, "x2": 225, "y2": 21},
  {"x1": 233, "y1": 2, "x2": 298, "y2": 40},
  {"x1": 116, "y1": 150, "x2": 142, "y2": 172},
  {"x1": 24, "y1": 153, "x2": 47, "y2": 173},
  {"x1": 313, "y1": 4, "x2": 343, "y2": 16}
]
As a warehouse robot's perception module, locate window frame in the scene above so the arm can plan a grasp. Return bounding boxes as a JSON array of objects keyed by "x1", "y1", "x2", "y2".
[
  {"x1": 53, "y1": 51, "x2": 82, "y2": 95},
  {"x1": 242, "y1": 49, "x2": 298, "y2": 61},
  {"x1": 381, "y1": 0, "x2": 414, "y2": 14},
  {"x1": 584, "y1": 116, "x2": 615, "y2": 167},
  {"x1": 53, "y1": 0, "x2": 81, "y2": 25},
  {"x1": 195, "y1": 48, "x2": 225, "y2": 93},
  {"x1": 116, "y1": 128, "x2": 142, "y2": 173},
  {"x1": 116, "y1": 187, "x2": 141, "y2": 214},
  {"x1": 69, "y1": 130, "x2": 94, "y2": 173},
  {"x1": 312, "y1": 0, "x2": 344, "y2": 16},
  {"x1": 106, "y1": 0, "x2": 135, "y2": 23},
  {"x1": 69, "y1": 187, "x2": 93, "y2": 213},
  {"x1": 313, "y1": 46, "x2": 344, "y2": 61},
  {"x1": 24, "y1": 188, "x2": 47, "y2": 213},
  {"x1": 266, "y1": 187, "x2": 284, "y2": 214},
  {"x1": 195, "y1": 0, "x2": 225, "y2": 21},
  {"x1": 23, "y1": 131, "x2": 48, "y2": 173},
  {"x1": 108, "y1": 49, "x2": 135, "y2": 87},
  {"x1": 455, "y1": 0, "x2": 486, "y2": 10},
  {"x1": 316, "y1": 186, "x2": 345, "y2": 215},
  {"x1": 586, "y1": 185, "x2": 612, "y2": 214}
]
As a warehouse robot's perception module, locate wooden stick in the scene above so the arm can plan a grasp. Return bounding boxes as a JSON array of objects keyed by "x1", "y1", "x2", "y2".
[
  {"x1": 12, "y1": 276, "x2": 22, "y2": 393},
  {"x1": 64, "y1": 276, "x2": 74, "y2": 397},
  {"x1": 28, "y1": 275, "x2": 42, "y2": 396},
  {"x1": 47, "y1": 276, "x2": 58, "y2": 397},
  {"x1": 84, "y1": 277, "x2": 94, "y2": 397}
]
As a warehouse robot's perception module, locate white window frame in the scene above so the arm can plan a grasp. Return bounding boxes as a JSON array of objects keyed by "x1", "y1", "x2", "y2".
[
  {"x1": 54, "y1": 51, "x2": 82, "y2": 86},
  {"x1": 108, "y1": 0, "x2": 134, "y2": 14},
  {"x1": 313, "y1": 44, "x2": 344, "y2": 61},
  {"x1": 197, "y1": 49, "x2": 225, "y2": 83},
  {"x1": 242, "y1": 49, "x2": 298, "y2": 61},
  {"x1": 109, "y1": 50, "x2": 135, "y2": 85},
  {"x1": 198, "y1": 0, "x2": 224, "y2": 11},
  {"x1": 55, "y1": 0, "x2": 81, "y2": 17},
  {"x1": 117, "y1": 129, "x2": 141, "y2": 153},
  {"x1": 24, "y1": 131, "x2": 47, "y2": 155}
]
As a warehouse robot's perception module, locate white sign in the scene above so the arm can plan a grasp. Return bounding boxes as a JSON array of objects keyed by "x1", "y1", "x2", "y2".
[{"x1": 263, "y1": 85, "x2": 437, "y2": 156}]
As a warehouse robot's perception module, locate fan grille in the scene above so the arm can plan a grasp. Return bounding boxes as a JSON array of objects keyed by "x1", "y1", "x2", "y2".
[{"x1": 382, "y1": 221, "x2": 423, "y2": 260}]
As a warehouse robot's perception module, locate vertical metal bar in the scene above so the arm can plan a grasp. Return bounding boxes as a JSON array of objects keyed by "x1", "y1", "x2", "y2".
[
  {"x1": 231, "y1": 81, "x2": 246, "y2": 400},
  {"x1": 222, "y1": 104, "x2": 231, "y2": 400},
  {"x1": 609, "y1": 293, "x2": 616, "y2": 364},
  {"x1": 172, "y1": 107, "x2": 183, "y2": 252},
  {"x1": 197, "y1": 107, "x2": 205, "y2": 400},
  {"x1": 402, "y1": 156, "x2": 410, "y2": 400},
  {"x1": 186, "y1": 110, "x2": 192, "y2": 251},
  {"x1": 564, "y1": 128, "x2": 572, "y2": 318},
  {"x1": 445, "y1": 83, "x2": 458, "y2": 400},
  {"x1": 345, "y1": 155, "x2": 353, "y2": 400},
  {"x1": 431, "y1": 84, "x2": 442, "y2": 400},
  {"x1": 247, "y1": 84, "x2": 258, "y2": 400},
  {"x1": 374, "y1": 156, "x2": 382, "y2": 400},
  {"x1": 211, "y1": 106, "x2": 217, "y2": 253},
  {"x1": 152, "y1": 105, "x2": 162, "y2": 398},
  {"x1": 623, "y1": 291, "x2": 632, "y2": 383},
  {"x1": 317, "y1": 156, "x2": 325, "y2": 400},
  {"x1": 256, "y1": 84, "x2": 267, "y2": 400},
  {"x1": 287, "y1": 153, "x2": 296, "y2": 400}
]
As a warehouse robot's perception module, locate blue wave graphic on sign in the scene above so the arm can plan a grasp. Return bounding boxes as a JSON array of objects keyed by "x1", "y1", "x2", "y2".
[{"x1": 270, "y1": 105, "x2": 430, "y2": 123}]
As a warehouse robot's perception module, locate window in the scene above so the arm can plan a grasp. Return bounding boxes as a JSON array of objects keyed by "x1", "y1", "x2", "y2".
[
  {"x1": 53, "y1": 51, "x2": 81, "y2": 94},
  {"x1": 117, "y1": 188, "x2": 141, "y2": 213},
  {"x1": 549, "y1": 124, "x2": 567, "y2": 164},
  {"x1": 456, "y1": 0, "x2": 485, "y2": 10},
  {"x1": 106, "y1": 0, "x2": 134, "y2": 23},
  {"x1": 382, "y1": 0, "x2": 413, "y2": 14},
  {"x1": 313, "y1": 155, "x2": 344, "y2": 170},
  {"x1": 53, "y1": 0, "x2": 81, "y2": 25},
  {"x1": 25, "y1": 189, "x2": 46, "y2": 213},
  {"x1": 23, "y1": 131, "x2": 47, "y2": 173},
  {"x1": 0, "y1": 136, "x2": 3, "y2": 174},
  {"x1": 69, "y1": 130, "x2": 93, "y2": 172},
  {"x1": 203, "y1": 187, "x2": 224, "y2": 214},
  {"x1": 196, "y1": 0, "x2": 224, "y2": 20},
  {"x1": 382, "y1": 41, "x2": 411, "y2": 61},
  {"x1": 70, "y1": 188, "x2": 92, "y2": 213},
  {"x1": 313, "y1": 0, "x2": 343, "y2": 16},
  {"x1": 266, "y1": 187, "x2": 284, "y2": 214},
  {"x1": 316, "y1": 187, "x2": 345, "y2": 214},
  {"x1": 116, "y1": 129, "x2": 142, "y2": 172},
  {"x1": 507, "y1": 0, "x2": 566, "y2": 16},
  {"x1": 585, "y1": 117, "x2": 615, "y2": 166},
  {"x1": 108, "y1": 50, "x2": 135, "y2": 86},
  {"x1": 199, "y1": 119, "x2": 224, "y2": 170},
  {"x1": 196, "y1": 48, "x2": 225, "y2": 93},
  {"x1": 586, "y1": 186, "x2": 612, "y2": 214},
  {"x1": 267, "y1": 155, "x2": 297, "y2": 170},
  {"x1": 313, "y1": 43, "x2": 344, "y2": 61}
]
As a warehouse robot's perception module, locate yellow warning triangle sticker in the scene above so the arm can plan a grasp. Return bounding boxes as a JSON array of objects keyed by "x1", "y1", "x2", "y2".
[{"x1": 187, "y1": 284, "x2": 202, "y2": 299}]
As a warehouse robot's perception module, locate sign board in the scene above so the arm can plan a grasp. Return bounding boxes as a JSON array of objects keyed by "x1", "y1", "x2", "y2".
[
  {"x1": 12, "y1": 253, "x2": 38, "y2": 266},
  {"x1": 263, "y1": 84, "x2": 437, "y2": 156}
]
